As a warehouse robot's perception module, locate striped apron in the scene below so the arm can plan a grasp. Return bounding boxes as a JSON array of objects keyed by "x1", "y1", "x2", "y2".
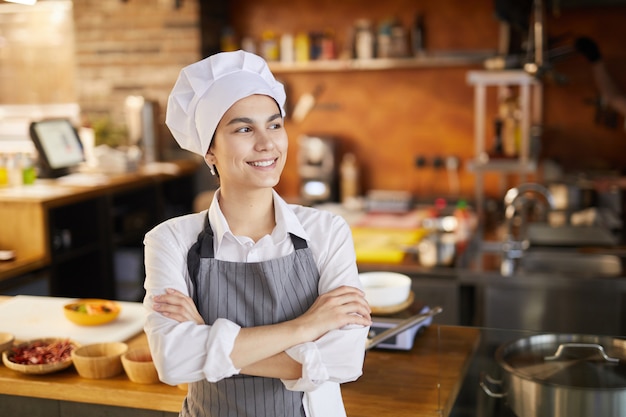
[{"x1": 182, "y1": 216, "x2": 319, "y2": 417}]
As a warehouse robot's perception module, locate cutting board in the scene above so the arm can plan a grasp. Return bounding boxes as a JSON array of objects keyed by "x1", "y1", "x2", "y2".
[
  {"x1": 352, "y1": 227, "x2": 427, "y2": 264},
  {"x1": 0, "y1": 295, "x2": 147, "y2": 345}
]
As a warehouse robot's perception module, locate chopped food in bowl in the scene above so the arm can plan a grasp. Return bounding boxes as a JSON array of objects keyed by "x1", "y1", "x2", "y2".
[
  {"x1": 63, "y1": 299, "x2": 121, "y2": 326},
  {"x1": 2, "y1": 338, "x2": 77, "y2": 374}
]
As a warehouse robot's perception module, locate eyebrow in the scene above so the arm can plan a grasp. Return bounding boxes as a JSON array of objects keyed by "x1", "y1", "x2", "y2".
[{"x1": 226, "y1": 113, "x2": 282, "y2": 126}]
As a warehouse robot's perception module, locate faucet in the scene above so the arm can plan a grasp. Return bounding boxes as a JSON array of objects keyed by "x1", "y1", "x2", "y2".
[{"x1": 501, "y1": 183, "x2": 555, "y2": 276}]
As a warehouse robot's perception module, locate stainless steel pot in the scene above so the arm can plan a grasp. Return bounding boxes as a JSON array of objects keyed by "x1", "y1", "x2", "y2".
[{"x1": 481, "y1": 333, "x2": 626, "y2": 417}]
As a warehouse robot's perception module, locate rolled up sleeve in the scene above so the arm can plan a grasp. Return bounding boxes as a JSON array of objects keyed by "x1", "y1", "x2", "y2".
[
  {"x1": 281, "y1": 325, "x2": 368, "y2": 392},
  {"x1": 143, "y1": 219, "x2": 241, "y2": 385}
]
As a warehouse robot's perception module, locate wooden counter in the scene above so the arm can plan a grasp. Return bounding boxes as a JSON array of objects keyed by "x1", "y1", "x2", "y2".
[
  {"x1": 0, "y1": 324, "x2": 480, "y2": 416},
  {"x1": 0, "y1": 160, "x2": 199, "y2": 297}
]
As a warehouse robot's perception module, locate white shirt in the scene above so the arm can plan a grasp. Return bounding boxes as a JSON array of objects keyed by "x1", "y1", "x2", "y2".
[{"x1": 143, "y1": 189, "x2": 368, "y2": 417}]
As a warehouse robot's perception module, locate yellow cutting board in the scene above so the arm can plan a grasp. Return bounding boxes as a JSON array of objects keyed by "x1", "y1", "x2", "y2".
[{"x1": 351, "y1": 227, "x2": 427, "y2": 264}]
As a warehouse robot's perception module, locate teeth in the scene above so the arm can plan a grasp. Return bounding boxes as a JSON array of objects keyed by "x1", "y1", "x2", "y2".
[{"x1": 250, "y1": 160, "x2": 274, "y2": 167}]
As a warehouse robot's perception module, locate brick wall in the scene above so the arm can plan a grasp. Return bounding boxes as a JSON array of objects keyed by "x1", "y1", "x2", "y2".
[
  {"x1": 2, "y1": 0, "x2": 625, "y2": 203},
  {"x1": 72, "y1": 0, "x2": 202, "y2": 154}
]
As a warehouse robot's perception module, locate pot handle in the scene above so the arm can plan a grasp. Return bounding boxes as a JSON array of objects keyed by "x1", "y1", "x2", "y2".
[
  {"x1": 544, "y1": 343, "x2": 620, "y2": 363},
  {"x1": 479, "y1": 372, "x2": 507, "y2": 399}
]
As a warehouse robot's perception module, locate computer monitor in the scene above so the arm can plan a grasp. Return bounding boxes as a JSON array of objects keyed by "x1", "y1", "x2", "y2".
[{"x1": 29, "y1": 118, "x2": 85, "y2": 178}]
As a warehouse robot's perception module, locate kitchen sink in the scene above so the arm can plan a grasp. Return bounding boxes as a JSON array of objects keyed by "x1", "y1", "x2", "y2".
[
  {"x1": 527, "y1": 224, "x2": 618, "y2": 247},
  {"x1": 519, "y1": 250, "x2": 623, "y2": 277}
]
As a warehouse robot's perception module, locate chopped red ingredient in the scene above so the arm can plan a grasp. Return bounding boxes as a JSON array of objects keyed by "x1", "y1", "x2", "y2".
[{"x1": 9, "y1": 339, "x2": 74, "y2": 365}]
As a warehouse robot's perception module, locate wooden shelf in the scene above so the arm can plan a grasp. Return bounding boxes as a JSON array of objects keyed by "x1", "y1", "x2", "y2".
[
  {"x1": 467, "y1": 70, "x2": 543, "y2": 217},
  {"x1": 269, "y1": 50, "x2": 495, "y2": 73},
  {"x1": 466, "y1": 69, "x2": 538, "y2": 85},
  {"x1": 467, "y1": 158, "x2": 537, "y2": 174}
]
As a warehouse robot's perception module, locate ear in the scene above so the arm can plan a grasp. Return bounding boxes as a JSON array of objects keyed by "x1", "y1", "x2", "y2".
[{"x1": 204, "y1": 150, "x2": 215, "y2": 166}]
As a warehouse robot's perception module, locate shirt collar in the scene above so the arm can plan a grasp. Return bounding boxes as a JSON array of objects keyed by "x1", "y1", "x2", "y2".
[{"x1": 208, "y1": 189, "x2": 310, "y2": 246}]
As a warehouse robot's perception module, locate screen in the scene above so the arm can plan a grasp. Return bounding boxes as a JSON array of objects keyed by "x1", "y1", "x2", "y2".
[{"x1": 30, "y1": 119, "x2": 84, "y2": 171}]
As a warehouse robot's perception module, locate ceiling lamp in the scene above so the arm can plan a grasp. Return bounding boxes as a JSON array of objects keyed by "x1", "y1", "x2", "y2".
[{"x1": 4, "y1": 0, "x2": 37, "y2": 5}]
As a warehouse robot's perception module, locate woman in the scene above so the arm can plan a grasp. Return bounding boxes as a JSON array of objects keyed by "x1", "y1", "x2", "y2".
[{"x1": 143, "y1": 50, "x2": 372, "y2": 417}]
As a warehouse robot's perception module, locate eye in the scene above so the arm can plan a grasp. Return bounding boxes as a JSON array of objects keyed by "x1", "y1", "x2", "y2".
[
  {"x1": 235, "y1": 126, "x2": 252, "y2": 133},
  {"x1": 269, "y1": 121, "x2": 283, "y2": 130}
]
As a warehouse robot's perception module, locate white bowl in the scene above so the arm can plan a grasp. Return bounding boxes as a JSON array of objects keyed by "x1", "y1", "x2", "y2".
[{"x1": 358, "y1": 272, "x2": 412, "y2": 307}]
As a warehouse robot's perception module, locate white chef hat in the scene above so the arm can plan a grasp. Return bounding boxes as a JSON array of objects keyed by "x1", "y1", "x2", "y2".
[{"x1": 165, "y1": 50, "x2": 286, "y2": 156}]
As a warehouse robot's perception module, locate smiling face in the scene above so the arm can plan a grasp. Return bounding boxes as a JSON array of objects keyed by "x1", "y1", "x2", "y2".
[{"x1": 206, "y1": 94, "x2": 288, "y2": 193}]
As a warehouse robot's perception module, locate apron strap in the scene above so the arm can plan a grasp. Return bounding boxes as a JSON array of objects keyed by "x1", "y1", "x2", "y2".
[
  {"x1": 289, "y1": 233, "x2": 308, "y2": 250},
  {"x1": 187, "y1": 214, "x2": 213, "y2": 306}
]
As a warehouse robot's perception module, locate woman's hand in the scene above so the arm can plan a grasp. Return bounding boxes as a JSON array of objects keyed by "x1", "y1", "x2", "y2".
[
  {"x1": 153, "y1": 288, "x2": 205, "y2": 325},
  {"x1": 295, "y1": 285, "x2": 372, "y2": 342}
]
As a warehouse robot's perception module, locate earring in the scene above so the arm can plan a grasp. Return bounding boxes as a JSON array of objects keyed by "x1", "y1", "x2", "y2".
[{"x1": 209, "y1": 165, "x2": 216, "y2": 176}]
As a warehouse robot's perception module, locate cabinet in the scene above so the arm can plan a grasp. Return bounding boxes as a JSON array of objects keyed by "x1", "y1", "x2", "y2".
[
  {"x1": 466, "y1": 70, "x2": 542, "y2": 217},
  {"x1": 483, "y1": 277, "x2": 626, "y2": 336},
  {"x1": 0, "y1": 161, "x2": 198, "y2": 300},
  {"x1": 409, "y1": 276, "x2": 459, "y2": 326},
  {"x1": 48, "y1": 197, "x2": 111, "y2": 298}
]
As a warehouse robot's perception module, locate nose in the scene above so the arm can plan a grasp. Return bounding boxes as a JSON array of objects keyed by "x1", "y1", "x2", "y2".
[{"x1": 254, "y1": 129, "x2": 276, "y2": 151}]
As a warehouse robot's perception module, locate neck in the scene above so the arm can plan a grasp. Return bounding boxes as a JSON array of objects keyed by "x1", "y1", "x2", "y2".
[{"x1": 218, "y1": 188, "x2": 276, "y2": 241}]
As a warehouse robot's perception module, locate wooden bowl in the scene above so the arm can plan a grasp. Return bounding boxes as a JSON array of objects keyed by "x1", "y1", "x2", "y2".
[
  {"x1": 0, "y1": 332, "x2": 14, "y2": 354},
  {"x1": 63, "y1": 299, "x2": 121, "y2": 326},
  {"x1": 121, "y1": 347, "x2": 159, "y2": 384},
  {"x1": 2, "y1": 338, "x2": 76, "y2": 375},
  {"x1": 71, "y1": 342, "x2": 128, "y2": 379}
]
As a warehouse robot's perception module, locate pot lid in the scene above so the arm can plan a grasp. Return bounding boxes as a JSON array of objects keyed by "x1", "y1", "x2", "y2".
[{"x1": 497, "y1": 333, "x2": 626, "y2": 389}]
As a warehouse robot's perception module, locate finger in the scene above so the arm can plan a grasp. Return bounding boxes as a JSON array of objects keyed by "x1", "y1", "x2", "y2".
[
  {"x1": 154, "y1": 289, "x2": 204, "y2": 324},
  {"x1": 342, "y1": 300, "x2": 372, "y2": 321},
  {"x1": 333, "y1": 291, "x2": 371, "y2": 312},
  {"x1": 154, "y1": 302, "x2": 196, "y2": 323},
  {"x1": 327, "y1": 285, "x2": 365, "y2": 297}
]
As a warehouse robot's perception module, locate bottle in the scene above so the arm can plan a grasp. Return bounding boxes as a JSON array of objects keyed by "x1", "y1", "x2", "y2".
[
  {"x1": 220, "y1": 26, "x2": 238, "y2": 52},
  {"x1": 340, "y1": 153, "x2": 359, "y2": 207},
  {"x1": 260, "y1": 31, "x2": 279, "y2": 61},
  {"x1": 21, "y1": 153, "x2": 37, "y2": 185},
  {"x1": 280, "y1": 33, "x2": 294, "y2": 63},
  {"x1": 390, "y1": 21, "x2": 408, "y2": 58},
  {"x1": 411, "y1": 14, "x2": 425, "y2": 56},
  {"x1": 499, "y1": 87, "x2": 521, "y2": 157},
  {"x1": 320, "y1": 29, "x2": 336, "y2": 60},
  {"x1": 0, "y1": 154, "x2": 8, "y2": 187},
  {"x1": 492, "y1": 118, "x2": 504, "y2": 157},
  {"x1": 453, "y1": 200, "x2": 474, "y2": 252},
  {"x1": 294, "y1": 32, "x2": 310, "y2": 62},
  {"x1": 376, "y1": 21, "x2": 392, "y2": 59},
  {"x1": 241, "y1": 36, "x2": 257, "y2": 54},
  {"x1": 7, "y1": 153, "x2": 23, "y2": 187},
  {"x1": 354, "y1": 19, "x2": 374, "y2": 60}
]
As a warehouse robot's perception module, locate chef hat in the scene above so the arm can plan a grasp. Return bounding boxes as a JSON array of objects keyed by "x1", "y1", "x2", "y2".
[{"x1": 165, "y1": 50, "x2": 286, "y2": 156}]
